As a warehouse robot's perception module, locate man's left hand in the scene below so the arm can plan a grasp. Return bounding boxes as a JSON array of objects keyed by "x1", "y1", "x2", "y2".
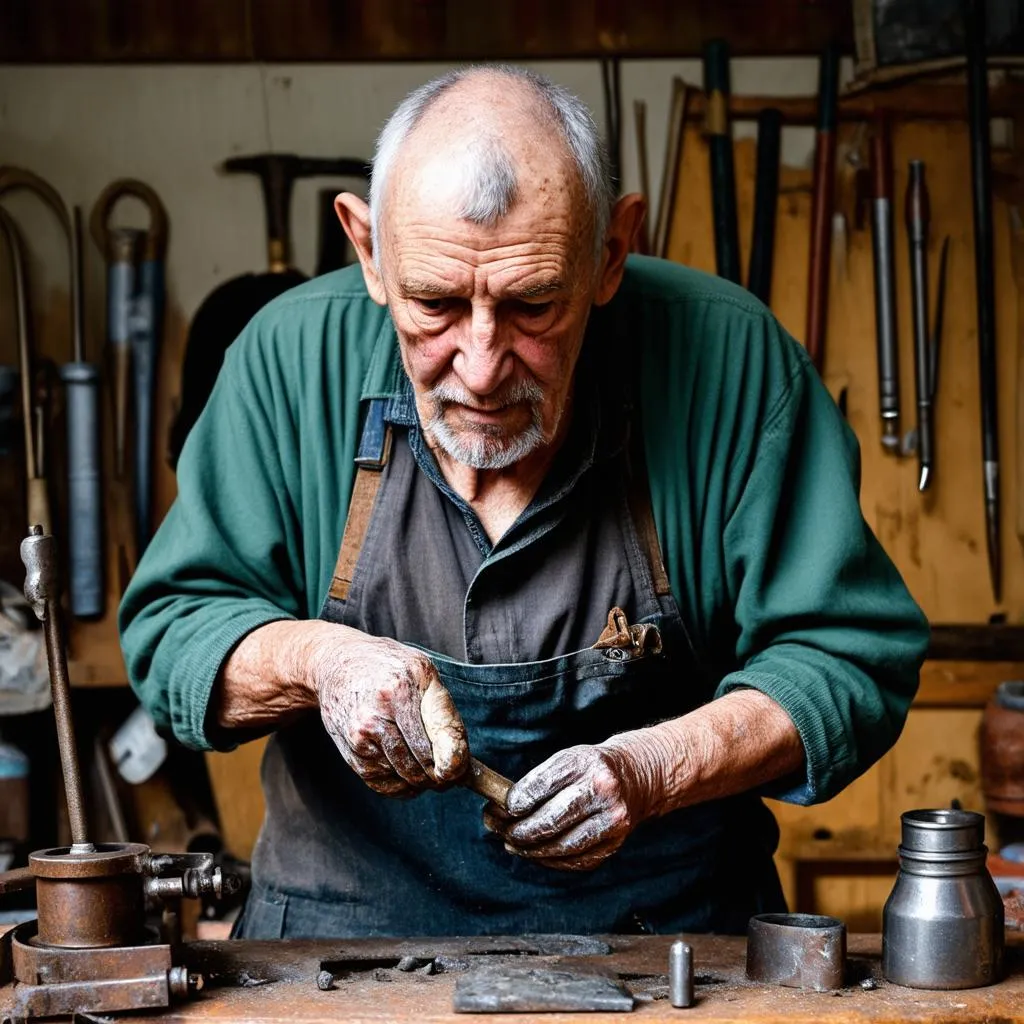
[{"x1": 482, "y1": 736, "x2": 663, "y2": 871}]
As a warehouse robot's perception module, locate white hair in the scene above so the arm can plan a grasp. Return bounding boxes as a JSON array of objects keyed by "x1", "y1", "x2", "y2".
[{"x1": 369, "y1": 66, "x2": 615, "y2": 266}]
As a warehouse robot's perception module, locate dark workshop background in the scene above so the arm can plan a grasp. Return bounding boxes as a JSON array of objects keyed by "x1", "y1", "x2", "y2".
[{"x1": 0, "y1": 0, "x2": 1022, "y2": 933}]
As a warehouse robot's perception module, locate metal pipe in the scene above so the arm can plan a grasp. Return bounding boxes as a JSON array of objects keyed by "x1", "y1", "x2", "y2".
[
  {"x1": 964, "y1": 0, "x2": 1002, "y2": 601},
  {"x1": 20, "y1": 526, "x2": 93, "y2": 853}
]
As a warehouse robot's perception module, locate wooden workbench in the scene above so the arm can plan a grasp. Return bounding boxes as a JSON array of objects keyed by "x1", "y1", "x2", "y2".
[{"x1": 5, "y1": 932, "x2": 1020, "y2": 1023}]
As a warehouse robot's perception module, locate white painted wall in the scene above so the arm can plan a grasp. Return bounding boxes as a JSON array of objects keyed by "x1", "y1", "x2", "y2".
[{"x1": 0, "y1": 58, "x2": 848, "y2": 360}]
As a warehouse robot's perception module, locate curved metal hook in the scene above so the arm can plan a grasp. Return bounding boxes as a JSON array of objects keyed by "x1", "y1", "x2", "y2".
[
  {"x1": 0, "y1": 166, "x2": 81, "y2": 363},
  {"x1": 89, "y1": 178, "x2": 169, "y2": 262}
]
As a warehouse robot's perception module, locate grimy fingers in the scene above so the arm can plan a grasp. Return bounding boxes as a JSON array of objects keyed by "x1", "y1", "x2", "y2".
[
  {"x1": 420, "y1": 677, "x2": 469, "y2": 782},
  {"x1": 505, "y1": 809, "x2": 621, "y2": 858},
  {"x1": 503, "y1": 782, "x2": 595, "y2": 844},
  {"x1": 506, "y1": 747, "x2": 591, "y2": 816},
  {"x1": 378, "y1": 726, "x2": 433, "y2": 787}
]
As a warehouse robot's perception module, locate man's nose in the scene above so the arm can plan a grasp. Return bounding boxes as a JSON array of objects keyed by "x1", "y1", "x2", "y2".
[{"x1": 455, "y1": 306, "x2": 512, "y2": 395}]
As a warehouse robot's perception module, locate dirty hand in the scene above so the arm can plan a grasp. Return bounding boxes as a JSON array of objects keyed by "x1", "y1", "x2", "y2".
[
  {"x1": 312, "y1": 633, "x2": 469, "y2": 798},
  {"x1": 482, "y1": 733, "x2": 665, "y2": 870}
]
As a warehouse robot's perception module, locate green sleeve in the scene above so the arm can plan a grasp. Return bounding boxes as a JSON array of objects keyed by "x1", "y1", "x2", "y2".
[
  {"x1": 118, "y1": 319, "x2": 306, "y2": 752},
  {"x1": 714, "y1": 321, "x2": 929, "y2": 804}
]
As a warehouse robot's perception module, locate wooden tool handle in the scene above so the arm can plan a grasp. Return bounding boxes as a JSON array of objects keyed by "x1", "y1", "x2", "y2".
[{"x1": 463, "y1": 757, "x2": 513, "y2": 810}]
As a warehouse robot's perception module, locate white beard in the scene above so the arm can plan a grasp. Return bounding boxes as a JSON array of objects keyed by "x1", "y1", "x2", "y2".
[{"x1": 424, "y1": 379, "x2": 546, "y2": 470}]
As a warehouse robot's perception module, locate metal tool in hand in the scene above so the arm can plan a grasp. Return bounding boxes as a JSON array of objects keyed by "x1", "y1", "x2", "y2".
[
  {"x1": 0, "y1": 167, "x2": 104, "y2": 618},
  {"x1": 904, "y1": 161, "x2": 949, "y2": 492},
  {"x1": 90, "y1": 179, "x2": 169, "y2": 557}
]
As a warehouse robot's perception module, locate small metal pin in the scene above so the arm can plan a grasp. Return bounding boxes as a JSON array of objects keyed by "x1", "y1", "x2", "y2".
[{"x1": 669, "y1": 940, "x2": 694, "y2": 1008}]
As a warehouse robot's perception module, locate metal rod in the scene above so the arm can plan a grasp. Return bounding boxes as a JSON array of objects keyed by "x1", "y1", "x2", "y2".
[
  {"x1": 633, "y1": 99, "x2": 651, "y2": 254},
  {"x1": 748, "y1": 107, "x2": 782, "y2": 305},
  {"x1": 905, "y1": 160, "x2": 934, "y2": 492},
  {"x1": 20, "y1": 526, "x2": 92, "y2": 852},
  {"x1": 653, "y1": 78, "x2": 688, "y2": 259},
  {"x1": 670, "y1": 940, "x2": 694, "y2": 1008},
  {"x1": 805, "y1": 44, "x2": 840, "y2": 373},
  {"x1": 964, "y1": 0, "x2": 1001, "y2": 601},
  {"x1": 704, "y1": 40, "x2": 741, "y2": 283},
  {"x1": 870, "y1": 114, "x2": 900, "y2": 453}
]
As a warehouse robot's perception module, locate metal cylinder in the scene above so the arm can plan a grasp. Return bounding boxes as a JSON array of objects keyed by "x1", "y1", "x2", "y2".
[
  {"x1": 30, "y1": 843, "x2": 148, "y2": 948},
  {"x1": 669, "y1": 940, "x2": 694, "y2": 1008},
  {"x1": 61, "y1": 361, "x2": 104, "y2": 618},
  {"x1": 746, "y1": 913, "x2": 846, "y2": 991},
  {"x1": 882, "y1": 809, "x2": 1004, "y2": 989}
]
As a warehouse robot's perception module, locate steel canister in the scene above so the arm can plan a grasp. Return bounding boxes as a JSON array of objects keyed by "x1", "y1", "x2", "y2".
[{"x1": 882, "y1": 809, "x2": 1003, "y2": 989}]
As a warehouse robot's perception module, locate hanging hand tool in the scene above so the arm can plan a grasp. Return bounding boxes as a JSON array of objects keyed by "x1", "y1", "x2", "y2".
[
  {"x1": 1010, "y1": 206, "x2": 1024, "y2": 550},
  {"x1": 0, "y1": 207, "x2": 49, "y2": 533},
  {"x1": 748, "y1": 107, "x2": 782, "y2": 305},
  {"x1": 600, "y1": 58, "x2": 623, "y2": 192},
  {"x1": 805, "y1": 44, "x2": 841, "y2": 373},
  {"x1": 653, "y1": 78, "x2": 688, "y2": 260},
  {"x1": 0, "y1": 167, "x2": 104, "y2": 618},
  {"x1": 633, "y1": 99, "x2": 652, "y2": 254},
  {"x1": 964, "y1": 0, "x2": 1002, "y2": 601},
  {"x1": 169, "y1": 154, "x2": 367, "y2": 468},
  {"x1": 905, "y1": 161, "x2": 937, "y2": 492},
  {"x1": 703, "y1": 41, "x2": 741, "y2": 283},
  {"x1": 90, "y1": 179, "x2": 168, "y2": 557},
  {"x1": 870, "y1": 114, "x2": 901, "y2": 453}
]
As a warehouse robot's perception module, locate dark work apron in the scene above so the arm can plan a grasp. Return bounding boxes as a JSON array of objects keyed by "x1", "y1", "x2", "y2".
[{"x1": 236, "y1": 398, "x2": 785, "y2": 938}]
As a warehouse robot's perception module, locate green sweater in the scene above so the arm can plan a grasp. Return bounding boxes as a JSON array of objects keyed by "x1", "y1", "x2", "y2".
[{"x1": 120, "y1": 257, "x2": 928, "y2": 805}]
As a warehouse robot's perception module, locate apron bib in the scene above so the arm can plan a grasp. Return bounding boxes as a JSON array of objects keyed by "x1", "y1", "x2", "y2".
[{"x1": 238, "y1": 399, "x2": 785, "y2": 938}]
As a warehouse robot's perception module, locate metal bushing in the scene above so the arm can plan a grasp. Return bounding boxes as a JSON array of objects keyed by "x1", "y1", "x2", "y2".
[
  {"x1": 746, "y1": 913, "x2": 846, "y2": 991},
  {"x1": 30, "y1": 843, "x2": 149, "y2": 948}
]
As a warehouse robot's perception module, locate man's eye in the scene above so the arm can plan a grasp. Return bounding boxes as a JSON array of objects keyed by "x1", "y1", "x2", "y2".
[
  {"x1": 513, "y1": 301, "x2": 554, "y2": 318},
  {"x1": 414, "y1": 298, "x2": 450, "y2": 314}
]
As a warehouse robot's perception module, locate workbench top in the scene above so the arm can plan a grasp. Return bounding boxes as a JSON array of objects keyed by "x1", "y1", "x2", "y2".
[{"x1": 7, "y1": 931, "x2": 1020, "y2": 1024}]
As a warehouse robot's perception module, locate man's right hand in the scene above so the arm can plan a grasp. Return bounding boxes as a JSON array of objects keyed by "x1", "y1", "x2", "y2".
[
  {"x1": 311, "y1": 633, "x2": 470, "y2": 797},
  {"x1": 215, "y1": 620, "x2": 469, "y2": 798}
]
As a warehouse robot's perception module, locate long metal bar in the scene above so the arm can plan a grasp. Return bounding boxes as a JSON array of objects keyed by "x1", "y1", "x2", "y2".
[
  {"x1": 748, "y1": 107, "x2": 782, "y2": 305},
  {"x1": 964, "y1": 0, "x2": 1001, "y2": 601},
  {"x1": 905, "y1": 160, "x2": 934, "y2": 492},
  {"x1": 805, "y1": 44, "x2": 840, "y2": 372},
  {"x1": 703, "y1": 40, "x2": 740, "y2": 283},
  {"x1": 653, "y1": 78, "x2": 688, "y2": 259},
  {"x1": 870, "y1": 115, "x2": 900, "y2": 453},
  {"x1": 20, "y1": 527, "x2": 92, "y2": 852}
]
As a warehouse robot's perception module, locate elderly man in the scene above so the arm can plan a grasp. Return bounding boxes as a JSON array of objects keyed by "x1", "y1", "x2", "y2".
[{"x1": 120, "y1": 66, "x2": 928, "y2": 938}]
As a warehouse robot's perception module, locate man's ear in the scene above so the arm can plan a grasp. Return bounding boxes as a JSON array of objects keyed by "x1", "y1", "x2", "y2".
[
  {"x1": 335, "y1": 193, "x2": 386, "y2": 305},
  {"x1": 594, "y1": 193, "x2": 647, "y2": 306}
]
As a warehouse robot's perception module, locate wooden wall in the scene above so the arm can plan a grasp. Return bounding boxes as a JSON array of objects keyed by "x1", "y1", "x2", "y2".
[
  {"x1": 0, "y1": 1, "x2": 853, "y2": 62},
  {"x1": 663, "y1": 109, "x2": 1023, "y2": 927}
]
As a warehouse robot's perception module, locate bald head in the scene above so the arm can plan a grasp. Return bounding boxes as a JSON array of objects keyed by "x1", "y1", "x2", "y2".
[{"x1": 369, "y1": 67, "x2": 614, "y2": 266}]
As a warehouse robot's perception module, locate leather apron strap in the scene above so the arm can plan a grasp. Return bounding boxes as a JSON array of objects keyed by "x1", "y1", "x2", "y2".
[
  {"x1": 330, "y1": 396, "x2": 671, "y2": 602},
  {"x1": 329, "y1": 399, "x2": 393, "y2": 602},
  {"x1": 626, "y1": 414, "x2": 672, "y2": 598}
]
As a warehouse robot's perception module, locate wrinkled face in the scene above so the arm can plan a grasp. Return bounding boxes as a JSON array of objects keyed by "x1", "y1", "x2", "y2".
[{"x1": 378, "y1": 149, "x2": 599, "y2": 470}]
